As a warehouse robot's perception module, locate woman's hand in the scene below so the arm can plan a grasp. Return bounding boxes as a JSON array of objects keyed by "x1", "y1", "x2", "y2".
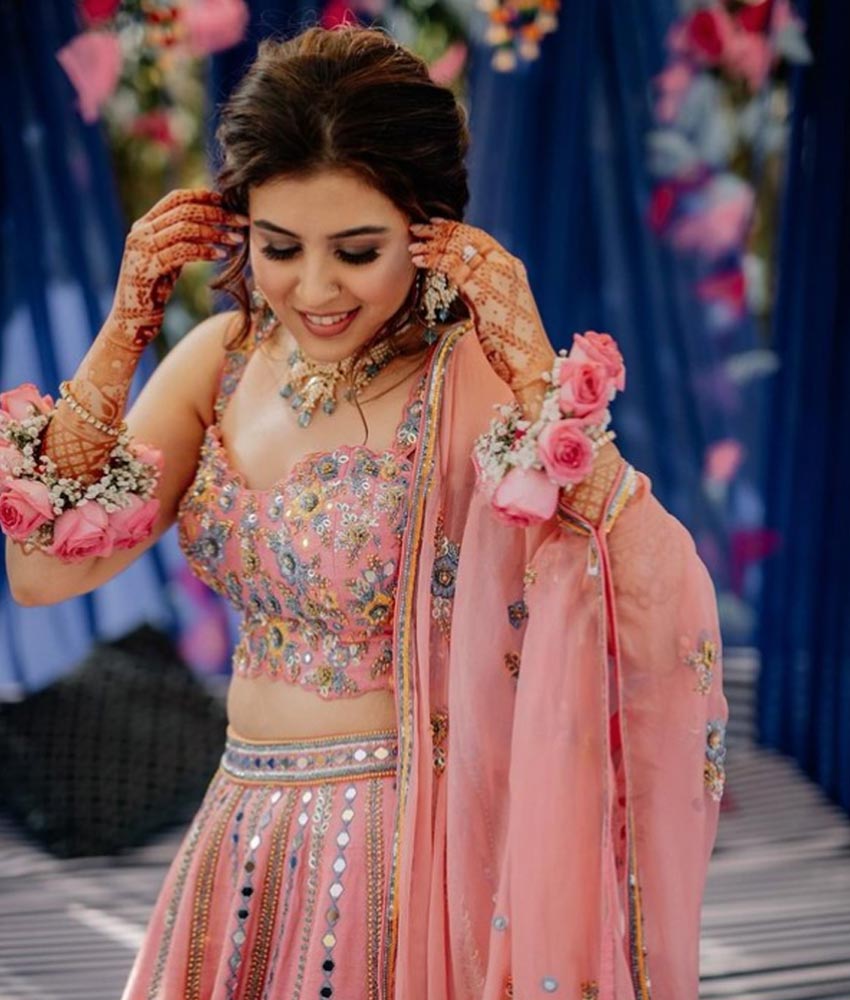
[
  {"x1": 408, "y1": 218, "x2": 555, "y2": 419},
  {"x1": 110, "y1": 188, "x2": 247, "y2": 350}
]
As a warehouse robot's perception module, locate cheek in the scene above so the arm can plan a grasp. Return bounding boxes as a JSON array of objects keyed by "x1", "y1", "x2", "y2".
[
  {"x1": 357, "y1": 252, "x2": 415, "y2": 307},
  {"x1": 250, "y1": 249, "x2": 291, "y2": 295}
]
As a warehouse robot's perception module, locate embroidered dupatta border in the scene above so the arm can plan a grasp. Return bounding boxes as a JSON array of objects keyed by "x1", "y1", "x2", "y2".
[
  {"x1": 381, "y1": 321, "x2": 471, "y2": 997},
  {"x1": 557, "y1": 460, "x2": 654, "y2": 999}
]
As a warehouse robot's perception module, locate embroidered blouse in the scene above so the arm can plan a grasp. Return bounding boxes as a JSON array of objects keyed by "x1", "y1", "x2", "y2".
[{"x1": 176, "y1": 319, "x2": 430, "y2": 698}]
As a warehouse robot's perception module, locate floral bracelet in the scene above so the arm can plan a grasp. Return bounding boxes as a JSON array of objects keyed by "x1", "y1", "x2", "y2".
[
  {"x1": 0, "y1": 383, "x2": 164, "y2": 563},
  {"x1": 473, "y1": 331, "x2": 626, "y2": 527}
]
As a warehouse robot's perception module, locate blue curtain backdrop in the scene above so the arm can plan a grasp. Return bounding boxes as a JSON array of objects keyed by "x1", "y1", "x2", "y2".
[
  {"x1": 756, "y1": 0, "x2": 850, "y2": 813},
  {"x1": 465, "y1": 0, "x2": 768, "y2": 643},
  {"x1": 0, "y1": 0, "x2": 185, "y2": 695}
]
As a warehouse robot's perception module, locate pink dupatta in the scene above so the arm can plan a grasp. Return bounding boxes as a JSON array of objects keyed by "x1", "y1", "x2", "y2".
[{"x1": 383, "y1": 322, "x2": 729, "y2": 1000}]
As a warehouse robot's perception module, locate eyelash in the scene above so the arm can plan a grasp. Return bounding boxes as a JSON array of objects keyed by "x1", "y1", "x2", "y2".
[{"x1": 260, "y1": 246, "x2": 380, "y2": 265}]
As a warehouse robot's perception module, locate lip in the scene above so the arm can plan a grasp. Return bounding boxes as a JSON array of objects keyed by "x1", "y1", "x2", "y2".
[{"x1": 297, "y1": 307, "x2": 361, "y2": 338}]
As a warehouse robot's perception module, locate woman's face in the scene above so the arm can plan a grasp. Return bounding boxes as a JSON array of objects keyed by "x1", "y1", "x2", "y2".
[{"x1": 248, "y1": 169, "x2": 417, "y2": 363}]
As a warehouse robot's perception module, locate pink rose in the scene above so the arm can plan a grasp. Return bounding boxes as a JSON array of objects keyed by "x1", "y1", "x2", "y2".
[
  {"x1": 108, "y1": 495, "x2": 160, "y2": 550},
  {"x1": 0, "y1": 479, "x2": 54, "y2": 541},
  {"x1": 569, "y1": 331, "x2": 626, "y2": 392},
  {"x1": 129, "y1": 440, "x2": 165, "y2": 474},
  {"x1": 685, "y1": 8, "x2": 736, "y2": 65},
  {"x1": 736, "y1": 0, "x2": 772, "y2": 33},
  {"x1": 558, "y1": 360, "x2": 612, "y2": 422},
  {"x1": 723, "y1": 31, "x2": 772, "y2": 90},
  {"x1": 48, "y1": 500, "x2": 114, "y2": 561},
  {"x1": 182, "y1": 0, "x2": 249, "y2": 56},
  {"x1": 80, "y1": 0, "x2": 121, "y2": 23},
  {"x1": 56, "y1": 30, "x2": 122, "y2": 124},
  {"x1": 537, "y1": 420, "x2": 594, "y2": 486},
  {"x1": 492, "y1": 467, "x2": 559, "y2": 527},
  {"x1": 0, "y1": 383, "x2": 54, "y2": 420},
  {"x1": 0, "y1": 440, "x2": 24, "y2": 486}
]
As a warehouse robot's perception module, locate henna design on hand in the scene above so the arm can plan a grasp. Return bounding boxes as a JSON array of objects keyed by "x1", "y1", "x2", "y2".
[
  {"x1": 409, "y1": 220, "x2": 556, "y2": 420},
  {"x1": 42, "y1": 188, "x2": 249, "y2": 483}
]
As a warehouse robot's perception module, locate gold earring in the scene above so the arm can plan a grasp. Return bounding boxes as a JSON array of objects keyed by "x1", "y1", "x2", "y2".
[{"x1": 417, "y1": 269, "x2": 458, "y2": 344}]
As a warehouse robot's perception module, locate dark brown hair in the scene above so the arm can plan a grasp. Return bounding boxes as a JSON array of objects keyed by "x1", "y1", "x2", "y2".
[{"x1": 211, "y1": 24, "x2": 471, "y2": 361}]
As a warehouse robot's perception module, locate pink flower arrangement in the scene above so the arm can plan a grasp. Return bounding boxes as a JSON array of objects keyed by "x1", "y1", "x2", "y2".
[
  {"x1": 0, "y1": 381, "x2": 164, "y2": 562},
  {"x1": 473, "y1": 332, "x2": 624, "y2": 527}
]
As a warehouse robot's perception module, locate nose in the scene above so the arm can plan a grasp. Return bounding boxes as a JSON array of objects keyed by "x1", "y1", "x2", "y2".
[{"x1": 295, "y1": 254, "x2": 342, "y2": 309}]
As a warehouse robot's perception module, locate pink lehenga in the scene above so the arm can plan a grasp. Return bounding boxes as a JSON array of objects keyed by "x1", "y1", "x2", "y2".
[{"x1": 123, "y1": 318, "x2": 728, "y2": 1000}]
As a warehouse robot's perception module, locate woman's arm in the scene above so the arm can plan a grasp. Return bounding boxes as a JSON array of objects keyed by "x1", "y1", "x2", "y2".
[{"x1": 5, "y1": 311, "x2": 236, "y2": 606}]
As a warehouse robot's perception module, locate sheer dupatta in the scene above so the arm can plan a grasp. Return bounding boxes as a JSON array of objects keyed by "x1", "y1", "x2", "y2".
[{"x1": 383, "y1": 322, "x2": 729, "y2": 1000}]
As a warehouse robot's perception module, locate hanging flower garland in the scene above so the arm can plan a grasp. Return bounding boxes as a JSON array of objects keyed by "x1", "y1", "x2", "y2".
[
  {"x1": 55, "y1": 0, "x2": 250, "y2": 343},
  {"x1": 646, "y1": 0, "x2": 810, "y2": 619},
  {"x1": 647, "y1": 0, "x2": 811, "y2": 337}
]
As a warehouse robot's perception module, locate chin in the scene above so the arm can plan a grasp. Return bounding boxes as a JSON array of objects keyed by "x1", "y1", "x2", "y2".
[{"x1": 289, "y1": 309, "x2": 391, "y2": 362}]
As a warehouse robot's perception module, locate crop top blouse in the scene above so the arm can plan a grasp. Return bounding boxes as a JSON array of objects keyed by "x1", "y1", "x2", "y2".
[{"x1": 176, "y1": 319, "x2": 431, "y2": 698}]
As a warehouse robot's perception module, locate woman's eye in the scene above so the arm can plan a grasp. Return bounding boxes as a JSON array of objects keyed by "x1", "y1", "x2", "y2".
[
  {"x1": 259, "y1": 245, "x2": 380, "y2": 265},
  {"x1": 337, "y1": 248, "x2": 380, "y2": 265},
  {"x1": 260, "y1": 245, "x2": 298, "y2": 261}
]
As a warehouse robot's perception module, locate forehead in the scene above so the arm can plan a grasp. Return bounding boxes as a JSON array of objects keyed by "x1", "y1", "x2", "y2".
[{"x1": 248, "y1": 169, "x2": 406, "y2": 234}]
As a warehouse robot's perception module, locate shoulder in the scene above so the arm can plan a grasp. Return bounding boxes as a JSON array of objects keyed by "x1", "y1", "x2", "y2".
[{"x1": 163, "y1": 309, "x2": 243, "y2": 427}]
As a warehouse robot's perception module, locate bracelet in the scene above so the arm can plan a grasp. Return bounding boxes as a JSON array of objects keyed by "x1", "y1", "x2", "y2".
[
  {"x1": 0, "y1": 381, "x2": 163, "y2": 563},
  {"x1": 59, "y1": 381, "x2": 126, "y2": 438},
  {"x1": 472, "y1": 331, "x2": 627, "y2": 527}
]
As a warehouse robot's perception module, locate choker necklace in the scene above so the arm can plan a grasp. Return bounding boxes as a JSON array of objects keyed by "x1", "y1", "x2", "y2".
[{"x1": 278, "y1": 335, "x2": 404, "y2": 428}]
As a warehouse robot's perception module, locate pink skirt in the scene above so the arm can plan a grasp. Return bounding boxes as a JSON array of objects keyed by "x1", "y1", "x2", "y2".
[{"x1": 121, "y1": 727, "x2": 399, "y2": 1000}]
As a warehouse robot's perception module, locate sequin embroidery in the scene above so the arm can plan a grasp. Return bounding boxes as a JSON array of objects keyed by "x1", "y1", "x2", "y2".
[
  {"x1": 177, "y1": 327, "x2": 431, "y2": 697},
  {"x1": 704, "y1": 718, "x2": 727, "y2": 801}
]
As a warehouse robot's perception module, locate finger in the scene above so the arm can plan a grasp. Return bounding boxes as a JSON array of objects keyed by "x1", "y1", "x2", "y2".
[
  {"x1": 150, "y1": 221, "x2": 245, "y2": 253},
  {"x1": 144, "y1": 187, "x2": 224, "y2": 222},
  {"x1": 151, "y1": 203, "x2": 248, "y2": 232},
  {"x1": 409, "y1": 222, "x2": 451, "y2": 238},
  {"x1": 156, "y1": 241, "x2": 234, "y2": 271}
]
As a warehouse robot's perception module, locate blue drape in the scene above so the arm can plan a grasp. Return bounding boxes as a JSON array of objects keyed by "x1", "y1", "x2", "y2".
[
  {"x1": 756, "y1": 0, "x2": 850, "y2": 813},
  {"x1": 466, "y1": 0, "x2": 767, "y2": 640},
  {"x1": 0, "y1": 0, "x2": 184, "y2": 695}
]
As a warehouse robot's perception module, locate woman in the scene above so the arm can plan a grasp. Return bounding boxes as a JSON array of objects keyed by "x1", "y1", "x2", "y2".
[{"x1": 2, "y1": 26, "x2": 728, "y2": 1000}]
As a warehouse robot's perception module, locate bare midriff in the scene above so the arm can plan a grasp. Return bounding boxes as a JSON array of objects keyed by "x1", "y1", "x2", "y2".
[{"x1": 227, "y1": 674, "x2": 397, "y2": 741}]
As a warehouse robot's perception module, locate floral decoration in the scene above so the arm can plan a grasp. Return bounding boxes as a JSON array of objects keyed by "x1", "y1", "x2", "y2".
[
  {"x1": 0, "y1": 384, "x2": 162, "y2": 561},
  {"x1": 473, "y1": 331, "x2": 624, "y2": 527},
  {"x1": 476, "y1": 0, "x2": 559, "y2": 71}
]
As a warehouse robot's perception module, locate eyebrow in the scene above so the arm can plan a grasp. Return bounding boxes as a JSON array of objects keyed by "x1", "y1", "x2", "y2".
[{"x1": 253, "y1": 221, "x2": 391, "y2": 239}]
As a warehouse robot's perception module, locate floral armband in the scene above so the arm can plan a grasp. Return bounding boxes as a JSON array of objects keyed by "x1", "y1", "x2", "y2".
[
  {"x1": 0, "y1": 383, "x2": 163, "y2": 562},
  {"x1": 473, "y1": 331, "x2": 626, "y2": 527}
]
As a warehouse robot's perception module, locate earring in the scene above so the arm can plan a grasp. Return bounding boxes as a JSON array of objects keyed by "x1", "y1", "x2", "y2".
[
  {"x1": 250, "y1": 287, "x2": 278, "y2": 336},
  {"x1": 417, "y1": 269, "x2": 458, "y2": 345}
]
